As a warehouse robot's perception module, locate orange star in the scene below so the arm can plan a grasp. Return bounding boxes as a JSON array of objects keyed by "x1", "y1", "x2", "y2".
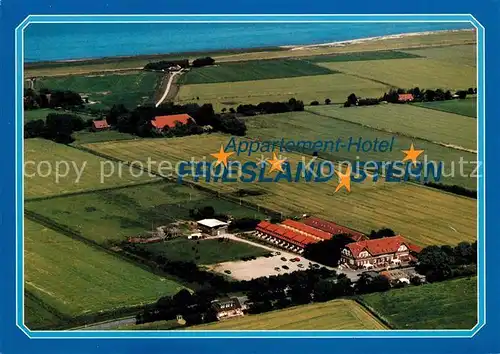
[
  {"x1": 335, "y1": 165, "x2": 352, "y2": 193},
  {"x1": 401, "y1": 143, "x2": 424, "y2": 166},
  {"x1": 267, "y1": 153, "x2": 287, "y2": 173},
  {"x1": 210, "y1": 145, "x2": 234, "y2": 167}
]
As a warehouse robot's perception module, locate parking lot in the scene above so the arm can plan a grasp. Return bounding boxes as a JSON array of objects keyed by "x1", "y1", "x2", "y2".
[{"x1": 206, "y1": 251, "x2": 327, "y2": 281}]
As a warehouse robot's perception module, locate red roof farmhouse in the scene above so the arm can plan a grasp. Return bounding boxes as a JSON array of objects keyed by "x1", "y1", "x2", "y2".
[
  {"x1": 91, "y1": 119, "x2": 110, "y2": 131},
  {"x1": 302, "y1": 217, "x2": 367, "y2": 242},
  {"x1": 340, "y1": 235, "x2": 422, "y2": 270},
  {"x1": 151, "y1": 114, "x2": 195, "y2": 129},
  {"x1": 397, "y1": 93, "x2": 414, "y2": 102}
]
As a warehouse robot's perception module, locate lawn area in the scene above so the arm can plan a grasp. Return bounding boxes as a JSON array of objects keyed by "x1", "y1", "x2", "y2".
[
  {"x1": 179, "y1": 59, "x2": 335, "y2": 84},
  {"x1": 71, "y1": 130, "x2": 138, "y2": 145},
  {"x1": 189, "y1": 299, "x2": 386, "y2": 330},
  {"x1": 25, "y1": 181, "x2": 269, "y2": 244},
  {"x1": 304, "y1": 50, "x2": 421, "y2": 63},
  {"x1": 24, "y1": 108, "x2": 96, "y2": 123},
  {"x1": 245, "y1": 111, "x2": 477, "y2": 189},
  {"x1": 24, "y1": 218, "x2": 186, "y2": 317},
  {"x1": 360, "y1": 276, "x2": 477, "y2": 329},
  {"x1": 82, "y1": 134, "x2": 477, "y2": 247},
  {"x1": 24, "y1": 139, "x2": 156, "y2": 198},
  {"x1": 317, "y1": 58, "x2": 476, "y2": 90},
  {"x1": 402, "y1": 44, "x2": 476, "y2": 68},
  {"x1": 138, "y1": 238, "x2": 270, "y2": 265},
  {"x1": 307, "y1": 104, "x2": 477, "y2": 151},
  {"x1": 176, "y1": 73, "x2": 389, "y2": 111},
  {"x1": 412, "y1": 98, "x2": 477, "y2": 118},
  {"x1": 33, "y1": 71, "x2": 162, "y2": 110}
]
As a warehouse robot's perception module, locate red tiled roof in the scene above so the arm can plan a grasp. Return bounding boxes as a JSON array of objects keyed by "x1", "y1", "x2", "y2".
[
  {"x1": 302, "y1": 217, "x2": 366, "y2": 242},
  {"x1": 151, "y1": 114, "x2": 194, "y2": 129},
  {"x1": 281, "y1": 219, "x2": 332, "y2": 240},
  {"x1": 92, "y1": 120, "x2": 110, "y2": 129},
  {"x1": 256, "y1": 221, "x2": 320, "y2": 248},
  {"x1": 397, "y1": 93, "x2": 414, "y2": 102},
  {"x1": 345, "y1": 235, "x2": 421, "y2": 259}
]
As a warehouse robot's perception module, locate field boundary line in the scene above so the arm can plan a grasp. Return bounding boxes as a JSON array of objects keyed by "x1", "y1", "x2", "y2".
[
  {"x1": 353, "y1": 297, "x2": 394, "y2": 330},
  {"x1": 410, "y1": 100, "x2": 477, "y2": 119},
  {"x1": 25, "y1": 179, "x2": 164, "y2": 203},
  {"x1": 305, "y1": 108, "x2": 477, "y2": 154}
]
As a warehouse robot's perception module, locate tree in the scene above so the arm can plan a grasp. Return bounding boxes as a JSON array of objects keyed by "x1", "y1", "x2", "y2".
[
  {"x1": 24, "y1": 119, "x2": 45, "y2": 138},
  {"x1": 313, "y1": 279, "x2": 338, "y2": 302},
  {"x1": 324, "y1": 98, "x2": 331, "y2": 105},
  {"x1": 303, "y1": 234, "x2": 354, "y2": 267},
  {"x1": 369, "y1": 228, "x2": 396, "y2": 239},
  {"x1": 416, "y1": 245, "x2": 455, "y2": 281},
  {"x1": 107, "y1": 104, "x2": 129, "y2": 125},
  {"x1": 457, "y1": 90, "x2": 467, "y2": 99},
  {"x1": 310, "y1": 101, "x2": 319, "y2": 106},
  {"x1": 347, "y1": 93, "x2": 358, "y2": 105}
]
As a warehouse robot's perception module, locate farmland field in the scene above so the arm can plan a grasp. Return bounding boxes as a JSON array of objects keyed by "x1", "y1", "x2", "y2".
[
  {"x1": 304, "y1": 50, "x2": 421, "y2": 63},
  {"x1": 25, "y1": 181, "x2": 269, "y2": 244},
  {"x1": 24, "y1": 139, "x2": 156, "y2": 198},
  {"x1": 138, "y1": 238, "x2": 270, "y2": 265},
  {"x1": 179, "y1": 59, "x2": 335, "y2": 84},
  {"x1": 244, "y1": 111, "x2": 477, "y2": 189},
  {"x1": 24, "y1": 218, "x2": 186, "y2": 317},
  {"x1": 307, "y1": 104, "x2": 477, "y2": 151},
  {"x1": 413, "y1": 98, "x2": 477, "y2": 118},
  {"x1": 176, "y1": 74, "x2": 390, "y2": 110},
  {"x1": 82, "y1": 134, "x2": 477, "y2": 247},
  {"x1": 25, "y1": 292, "x2": 65, "y2": 329},
  {"x1": 71, "y1": 130, "x2": 138, "y2": 144},
  {"x1": 317, "y1": 58, "x2": 476, "y2": 90},
  {"x1": 33, "y1": 71, "x2": 162, "y2": 110},
  {"x1": 24, "y1": 108, "x2": 96, "y2": 123},
  {"x1": 189, "y1": 299, "x2": 387, "y2": 330},
  {"x1": 360, "y1": 276, "x2": 477, "y2": 329},
  {"x1": 402, "y1": 44, "x2": 476, "y2": 67}
]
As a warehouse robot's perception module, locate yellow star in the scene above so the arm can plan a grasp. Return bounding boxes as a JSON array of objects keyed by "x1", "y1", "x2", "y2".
[
  {"x1": 335, "y1": 165, "x2": 352, "y2": 193},
  {"x1": 401, "y1": 143, "x2": 424, "y2": 166},
  {"x1": 210, "y1": 145, "x2": 234, "y2": 167},
  {"x1": 267, "y1": 152, "x2": 287, "y2": 173}
]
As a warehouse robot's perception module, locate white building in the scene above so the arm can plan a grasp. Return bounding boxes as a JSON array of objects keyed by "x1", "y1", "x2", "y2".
[{"x1": 197, "y1": 219, "x2": 229, "y2": 236}]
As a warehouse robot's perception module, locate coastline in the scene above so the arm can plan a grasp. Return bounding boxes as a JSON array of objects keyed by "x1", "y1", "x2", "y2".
[{"x1": 25, "y1": 28, "x2": 474, "y2": 67}]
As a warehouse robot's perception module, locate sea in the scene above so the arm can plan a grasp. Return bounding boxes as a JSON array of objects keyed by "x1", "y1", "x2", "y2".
[{"x1": 24, "y1": 22, "x2": 473, "y2": 63}]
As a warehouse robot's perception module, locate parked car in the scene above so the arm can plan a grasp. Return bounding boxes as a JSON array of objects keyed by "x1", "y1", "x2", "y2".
[
  {"x1": 282, "y1": 265, "x2": 289, "y2": 270},
  {"x1": 276, "y1": 252, "x2": 281, "y2": 255},
  {"x1": 294, "y1": 257, "x2": 301, "y2": 262},
  {"x1": 274, "y1": 267, "x2": 281, "y2": 271},
  {"x1": 281, "y1": 257, "x2": 287, "y2": 261},
  {"x1": 224, "y1": 270, "x2": 232, "y2": 274},
  {"x1": 297, "y1": 264, "x2": 304, "y2": 268}
]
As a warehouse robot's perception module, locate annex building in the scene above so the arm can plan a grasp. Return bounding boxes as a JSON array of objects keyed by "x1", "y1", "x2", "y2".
[{"x1": 340, "y1": 235, "x2": 422, "y2": 270}]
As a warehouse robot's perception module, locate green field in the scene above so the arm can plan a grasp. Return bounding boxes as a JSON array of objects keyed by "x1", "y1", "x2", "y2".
[
  {"x1": 177, "y1": 73, "x2": 389, "y2": 110},
  {"x1": 25, "y1": 181, "x2": 268, "y2": 244},
  {"x1": 360, "y1": 276, "x2": 477, "y2": 329},
  {"x1": 244, "y1": 111, "x2": 477, "y2": 189},
  {"x1": 179, "y1": 59, "x2": 335, "y2": 84},
  {"x1": 307, "y1": 104, "x2": 477, "y2": 150},
  {"x1": 402, "y1": 44, "x2": 476, "y2": 68},
  {"x1": 317, "y1": 58, "x2": 476, "y2": 90},
  {"x1": 24, "y1": 108, "x2": 96, "y2": 123},
  {"x1": 190, "y1": 299, "x2": 386, "y2": 330},
  {"x1": 82, "y1": 134, "x2": 477, "y2": 247},
  {"x1": 305, "y1": 50, "x2": 421, "y2": 63},
  {"x1": 25, "y1": 292, "x2": 65, "y2": 329},
  {"x1": 33, "y1": 72, "x2": 162, "y2": 110},
  {"x1": 413, "y1": 98, "x2": 477, "y2": 118},
  {"x1": 24, "y1": 218, "x2": 186, "y2": 317},
  {"x1": 139, "y1": 238, "x2": 270, "y2": 265},
  {"x1": 71, "y1": 130, "x2": 138, "y2": 144},
  {"x1": 24, "y1": 139, "x2": 156, "y2": 198}
]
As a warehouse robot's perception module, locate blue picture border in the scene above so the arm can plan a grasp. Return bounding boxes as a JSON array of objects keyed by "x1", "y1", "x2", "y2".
[{"x1": 15, "y1": 14, "x2": 485, "y2": 340}]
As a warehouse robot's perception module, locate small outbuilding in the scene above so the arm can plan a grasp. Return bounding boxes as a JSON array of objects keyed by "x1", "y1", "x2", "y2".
[{"x1": 197, "y1": 219, "x2": 229, "y2": 236}]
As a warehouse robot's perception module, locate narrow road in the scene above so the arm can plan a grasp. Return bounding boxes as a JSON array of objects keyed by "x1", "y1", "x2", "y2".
[
  {"x1": 155, "y1": 70, "x2": 183, "y2": 107},
  {"x1": 73, "y1": 316, "x2": 136, "y2": 330}
]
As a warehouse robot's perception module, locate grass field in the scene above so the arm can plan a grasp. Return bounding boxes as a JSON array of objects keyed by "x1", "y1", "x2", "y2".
[
  {"x1": 33, "y1": 71, "x2": 162, "y2": 110},
  {"x1": 304, "y1": 50, "x2": 421, "y2": 63},
  {"x1": 360, "y1": 276, "x2": 477, "y2": 329},
  {"x1": 307, "y1": 104, "x2": 477, "y2": 151},
  {"x1": 139, "y1": 238, "x2": 270, "y2": 265},
  {"x1": 71, "y1": 130, "x2": 138, "y2": 144},
  {"x1": 24, "y1": 139, "x2": 156, "y2": 198},
  {"x1": 413, "y1": 98, "x2": 477, "y2": 118},
  {"x1": 179, "y1": 59, "x2": 335, "y2": 84},
  {"x1": 177, "y1": 73, "x2": 389, "y2": 110},
  {"x1": 25, "y1": 182, "x2": 269, "y2": 244},
  {"x1": 245, "y1": 111, "x2": 477, "y2": 189},
  {"x1": 190, "y1": 299, "x2": 386, "y2": 330},
  {"x1": 24, "y1": 218, "x2": 186, "y2": 317},
  {"x1": 402, "y1": 44, "x2": 476, "y2": 68},
  {"x1": 82, "y1": 134, "x2": 477, "y2": 247},
  {"x1": 317, "y1": 58, "x2": 476, "y2": 90},
  {"x1": 24, "y1": 108, "x2": 96, "y2": 123},
  {"x1": 25, "y1": 292, "x2": 65, "y2": 329}
]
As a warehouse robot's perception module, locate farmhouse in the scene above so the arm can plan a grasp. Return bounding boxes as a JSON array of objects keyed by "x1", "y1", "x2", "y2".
[
  {"x1": 397, "y1": 93, "x2": 414, "y2": 103},
  {"x1": 339, "y1": 235, "x2": 422, "y2": 270},
  {"x1": 302, "y1": 217, "x2": 367, "y2": 242},
  {"x1": 211, "y1": 297, "x2": 244, "y2": 321},
  {"x1": 151, "y1": 113, "x2": 195, "y2": 130},
  {"x1": 91, "y1": 119, "x2": 110, "y2": 131},
  {"x1": 197, "y1": 218, "x2": 229, "y2": 236}
]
